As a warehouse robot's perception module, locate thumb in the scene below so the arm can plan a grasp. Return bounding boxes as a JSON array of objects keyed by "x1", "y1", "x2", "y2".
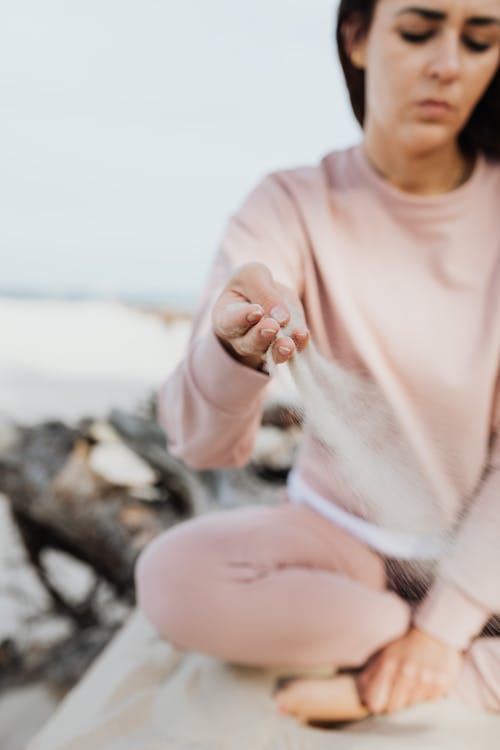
[{"x1": 231, "y1": 262, "x2": 290, "y2": 324}]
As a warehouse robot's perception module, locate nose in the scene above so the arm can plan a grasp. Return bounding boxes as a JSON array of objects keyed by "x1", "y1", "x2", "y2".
[{"x1": 427, "y1": 31, "x2": 461, "y2": 82}]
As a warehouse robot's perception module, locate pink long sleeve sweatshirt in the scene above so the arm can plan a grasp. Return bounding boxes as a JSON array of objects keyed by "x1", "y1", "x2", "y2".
[{"x1": 158, "y1": 142, "x2": 500, "y2": 652}]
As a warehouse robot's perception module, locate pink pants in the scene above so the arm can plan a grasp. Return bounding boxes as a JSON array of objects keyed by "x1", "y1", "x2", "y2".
[{"x1": 135, "y1": 499, "x2": 500, "y2": 712}]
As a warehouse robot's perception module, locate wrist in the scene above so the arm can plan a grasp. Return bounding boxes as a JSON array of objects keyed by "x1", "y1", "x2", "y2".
[
  {"x1": 411, "y1": 624, "x2": 461, "y2": 653},
  {"x1": 412, "y1": 579, "x2": 490, "y2": 652}
]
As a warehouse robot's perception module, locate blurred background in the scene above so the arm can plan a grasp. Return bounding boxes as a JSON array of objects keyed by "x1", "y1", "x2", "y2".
[
  {"x1": 1, "y1": 0, "x2": 359, "y2": 307},
  {"x1": 0, "y1": 1, "x2": 360, "y2": 747}
]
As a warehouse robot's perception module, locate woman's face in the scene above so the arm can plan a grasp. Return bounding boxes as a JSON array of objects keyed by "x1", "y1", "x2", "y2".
[{"x1": 350, "y1": 0, "x2": 500, "y2": 155}]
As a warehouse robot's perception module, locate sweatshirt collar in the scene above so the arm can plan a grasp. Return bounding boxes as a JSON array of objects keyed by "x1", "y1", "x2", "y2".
[{"x1": 351, "y1": 141, "x2": 486, "y2": 212}]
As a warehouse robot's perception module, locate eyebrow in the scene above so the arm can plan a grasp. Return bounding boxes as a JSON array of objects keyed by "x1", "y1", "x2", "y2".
[{"x1": 396, "y1": 6, "x2": 500, "y2": 25}]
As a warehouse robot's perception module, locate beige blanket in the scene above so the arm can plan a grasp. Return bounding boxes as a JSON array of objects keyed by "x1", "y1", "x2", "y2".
[{"x1": 28, "y1": 610, "x2": 500, "y2": 750}]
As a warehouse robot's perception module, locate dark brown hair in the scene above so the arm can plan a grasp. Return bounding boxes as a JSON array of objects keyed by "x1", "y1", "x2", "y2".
[{"x1": 335, "y1": 0, "x2": 500, "y2": 159}]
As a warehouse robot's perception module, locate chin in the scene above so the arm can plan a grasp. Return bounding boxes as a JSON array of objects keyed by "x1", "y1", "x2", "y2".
[{"x1": 398, "y1": 123, "x2": 456, "y2": 156}]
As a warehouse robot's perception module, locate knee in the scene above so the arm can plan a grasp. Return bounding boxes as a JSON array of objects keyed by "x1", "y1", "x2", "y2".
[
  {"x1": 134, "y1": 531, "x2": 176, "y2": 641},
  {"x1": 134, "y1": 521, "x2": 203, "y2": 645}
]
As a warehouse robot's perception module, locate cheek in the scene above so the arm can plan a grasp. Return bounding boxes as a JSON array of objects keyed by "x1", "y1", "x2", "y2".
[
  {"x1": 365, "y1": 36, "x2": 423, "y2": 114},
  {"x1": 463, "y1": 56, "x2": 500, "y2": 110},
  {"x1": 367, "y1": 58, "x2": 415, "y2": 120}
]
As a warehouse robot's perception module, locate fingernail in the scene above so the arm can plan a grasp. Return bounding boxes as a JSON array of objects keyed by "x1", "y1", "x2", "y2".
[
  {"x1": 278, "y1": 346, "x2": 292, "y2": 355},
  {"x1": 296, "y1": 331, "x2": 308, "y2": 339},
  {"x1": 261, "y1": 328, "x2": 277, "y2": 337},
  {"x1": 247, "y1": 309, "x2": 263, "y2": 323},
  {"x1": 270, "y1": 306, "x2": 288, "y2": 324}
]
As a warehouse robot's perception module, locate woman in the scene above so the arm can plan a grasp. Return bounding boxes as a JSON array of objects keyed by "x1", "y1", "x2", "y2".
[{"x1": 135, "y1": 0, "x2": 500, "y2": 723}]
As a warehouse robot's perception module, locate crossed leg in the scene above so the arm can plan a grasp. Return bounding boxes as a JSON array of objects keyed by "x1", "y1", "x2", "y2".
[
  {"x1": 134, "y1": 500, "x2": 500, "y2": 721},
  {"x1": 135, "y1": 501, "x2": 411, "y2": 668},
  {"x1": 274, "y1": 633, "x2": 500, "y2": 723}
]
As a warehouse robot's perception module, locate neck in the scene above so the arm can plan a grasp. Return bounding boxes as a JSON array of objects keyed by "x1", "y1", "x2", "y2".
[{"x1": 362, "y1": 135, "x2": 475, "y2": 196}]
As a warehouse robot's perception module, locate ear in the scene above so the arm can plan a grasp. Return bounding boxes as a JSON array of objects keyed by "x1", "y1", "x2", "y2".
[{"x1": 341, "y1": 14, "x2": 367, "y2": 70}]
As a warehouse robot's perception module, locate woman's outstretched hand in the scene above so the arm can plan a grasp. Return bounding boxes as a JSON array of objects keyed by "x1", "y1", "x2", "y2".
[
  {"x1": 356, "y1": 625, "x2": 464, "y2": 714},
  {"x1": 212, "y1": 261, "x2": 309, "y2": 371}
]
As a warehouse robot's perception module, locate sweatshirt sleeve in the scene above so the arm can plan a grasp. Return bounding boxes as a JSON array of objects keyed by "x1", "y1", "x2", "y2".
[
  {"x1": 157, "y1": 172, "x2": 305, "y2": 470},
  {"x1": 413, "y1": 377, "x2": 500, "y2": 652}
]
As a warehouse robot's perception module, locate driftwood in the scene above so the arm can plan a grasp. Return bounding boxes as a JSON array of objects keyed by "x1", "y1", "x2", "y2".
[
  {"x1": 0, "y1": 417, "x2": 202, "y2": 597},
  {"x1": 0, "y1": 397, "x2": 302, "y2": 690},
  {"x1": 0, "y1": 403, "x2": 301, "y2": 598}
]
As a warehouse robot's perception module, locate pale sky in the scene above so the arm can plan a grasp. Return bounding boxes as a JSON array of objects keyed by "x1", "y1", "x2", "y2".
[{"x1": 0, "y1": 0, "x2": 361, "y2": 309}]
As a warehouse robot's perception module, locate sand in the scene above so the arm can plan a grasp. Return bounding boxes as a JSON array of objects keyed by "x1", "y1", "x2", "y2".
[
  {"x1": 3, "y1": 297, "x2": 500, "y2": 750},
  {"x1": 0, "y1": 297, "x2": 191, "y2": 750}
]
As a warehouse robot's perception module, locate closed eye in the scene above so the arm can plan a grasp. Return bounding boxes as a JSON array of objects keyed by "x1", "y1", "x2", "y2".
[
  {"x1": 400, "y1": 30, "x2": 434, "y2": 41},
  {"x1": 464, "y1": 38, "x2": 493, "y2": 51},
  {"x1": 400, "y1": 30, "x2": 492, "y2": 52}
]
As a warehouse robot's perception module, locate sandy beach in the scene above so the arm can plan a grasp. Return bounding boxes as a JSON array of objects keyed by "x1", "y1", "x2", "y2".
[
  {"x1": 0, "y1": 296, "x2": 192, "y2": 750},
  {"x1": 4, "y1": 297, "x2": 500, "y2": 750}
]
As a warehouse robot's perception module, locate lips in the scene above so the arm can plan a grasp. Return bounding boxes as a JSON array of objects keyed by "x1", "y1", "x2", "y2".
[
  {"x1": 418, "y1": 99, "x2": 453, "y2": 109},
  {"x1": 416, "y1": 99, "x2": 456, "y2": 118}
]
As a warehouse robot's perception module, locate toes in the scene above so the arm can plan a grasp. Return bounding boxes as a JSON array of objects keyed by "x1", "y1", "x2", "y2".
[
  {"x1": 274, "y1": 679, "x2": 329, "y2": 716},
  {"x1": 273, "y1": 675, "x2": 371, "y2": 722}
]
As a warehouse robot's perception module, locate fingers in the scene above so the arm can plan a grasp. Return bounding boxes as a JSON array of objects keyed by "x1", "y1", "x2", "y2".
[
  {"x1": 291, "y1": 328, "x2": 310, "y2": 353},
  {"x1": 238, "y1": 316, "x2": 281, "y2": 357},
  {"x1": 423, "y1": 672, "x2": 449, "y2": 702},
  {"x1": 359, "y1": 656, "x2": 399, "y2": 714},
  {"x1": 214, "y1": 304, "x2": 309, "y2": 368},
  {"x1": 362, "y1": 663, "x2": 451, "y2": 715},
  {"x1": 229, "y1": 264, "x2": 312, "y2": 339},
  {"x1": 217, "y1": 314, "x2": 297, "y2": 366},
  {"x1": 385, "y1": 662, "x2": 418, "y2": 713},
  {"x1": 390, "y1": 668, "x2": 450, "y2": 713},
  {"x1": 231, "y1": 262, "x2": 292, "y2": 321},
  {"x1": 408, "y1": 668, "x2": 440, "y2": 706},
  {"x1": 212, "y1": 263, "x2": 310, "y2": 368},
  {"x1": 270, "y1": 335, "x2": 295, "y2": 364},
  {"x1": 356, "y1": 655, "x2": 381, "y2": 704},
  {"x1": 357, "y1": 626, "x2": 464, "y2": 718},
  {"x1": 214, "y1": 299, "x2": 303, "y2": 347},
  {"x1": 212, "y1": 299, "x2": 265, "y2": 340},
  {"x1": 266, "y1": 327, "x2": 310, "y2": 365}
]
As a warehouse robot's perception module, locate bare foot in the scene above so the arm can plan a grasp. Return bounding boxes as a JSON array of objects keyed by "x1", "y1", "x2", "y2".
[{"x1": 273, "y1": 672, "x2": 371, "y2": 723}]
